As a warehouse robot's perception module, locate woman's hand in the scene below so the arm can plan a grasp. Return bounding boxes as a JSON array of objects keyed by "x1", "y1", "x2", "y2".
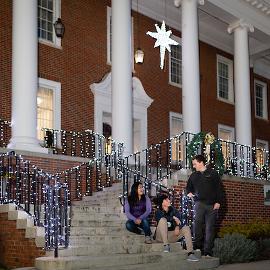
[{"x1": 135, "y1": 218, "x2": 142, "y2": 225}]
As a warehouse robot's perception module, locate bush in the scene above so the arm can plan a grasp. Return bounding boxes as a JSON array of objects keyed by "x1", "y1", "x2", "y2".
[
  {"x1": 218, "y1": 220, "x2": 270, "y2": 240},
  {"x1": 213, "y1": 233, "x2": 258, "y2": 264}
]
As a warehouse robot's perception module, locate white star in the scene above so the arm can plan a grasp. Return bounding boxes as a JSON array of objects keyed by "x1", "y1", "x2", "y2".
[{"x1": 146, "y1": 21, "x2": 179, "y2": 69}]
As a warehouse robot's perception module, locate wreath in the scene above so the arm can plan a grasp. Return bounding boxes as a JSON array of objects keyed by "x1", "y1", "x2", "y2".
[{"x1": 187, "y1": 132, "x2": 225, "y2": 176}]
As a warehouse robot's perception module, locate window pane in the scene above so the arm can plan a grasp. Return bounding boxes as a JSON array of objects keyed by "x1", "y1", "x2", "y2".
[
  {"x1": 255, "y1": 84, "x2": 264, "y2": 117},
  {"x1": 218, "y1": 60, "x2": 229, "y2": 100},
  {"x1": 37, "y1": 87, "x2": 54, "y2": 140},
  {"x1": 38, "y1": 0, "x2": 54, "y2": 42},
  {"x1": 170, "y1": 44, "x2": 182, "y2": 85}
]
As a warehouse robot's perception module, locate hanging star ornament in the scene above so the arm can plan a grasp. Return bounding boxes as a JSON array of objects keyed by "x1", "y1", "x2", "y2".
[{"x1": 146, "y1": 21, "x2": 179, "y2": 69}]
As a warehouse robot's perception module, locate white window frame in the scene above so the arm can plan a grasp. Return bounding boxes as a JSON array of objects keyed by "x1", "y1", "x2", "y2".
[
  {"x1": 217, "y1": 55, "x2": 234, "y2": 104},
  {"x1": 218, "y1": 124, "x2": 235, "y2": 142},
  {"x1": 254, "y1": 80, "x2": 268, "y2": 120},
  {"x1": 38, "y1": 78, "x2": 61, "y2": 143},
  {"x1": 38, "y1": 0, "x2": 62, "y2": 48},
  {"x1": 106, "y1": 6, "x2": 134, "y2": 66},
  {"x1": 169, "y1": 112, "x2": 183, "y2": 137},
  {"x1": 169, "y1": 35, "x2": 182, "y2": 88},
  {"x1": 256, "y1": 139, "x2": 269, "y2": 151}
]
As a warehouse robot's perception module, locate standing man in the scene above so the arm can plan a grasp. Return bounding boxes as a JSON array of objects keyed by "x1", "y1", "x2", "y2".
[{"x1": 186, "y1": 154, "x2": 223, "y2": 257}]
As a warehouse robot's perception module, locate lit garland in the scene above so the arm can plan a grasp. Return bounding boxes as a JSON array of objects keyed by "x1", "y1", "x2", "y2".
[{"x1": 187, "y1": 132, "x2": 225, "y2": 176}]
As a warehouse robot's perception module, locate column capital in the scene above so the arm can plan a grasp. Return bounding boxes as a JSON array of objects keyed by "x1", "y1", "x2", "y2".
[
  {"x1": 174, "y1": 0, "x2": 204, "y2": 8},
  {"x1": 227, "y1": 19, "x2": 254, "y2": 34}
]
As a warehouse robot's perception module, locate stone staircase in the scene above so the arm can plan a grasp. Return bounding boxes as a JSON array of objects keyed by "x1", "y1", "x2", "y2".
[{"x1": 35, "y1": 183, "x2": 220, "y2": 270}]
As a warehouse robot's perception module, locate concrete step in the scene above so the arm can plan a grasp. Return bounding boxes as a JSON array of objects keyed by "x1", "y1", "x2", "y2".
[
  {"x1": 72, "y1": 200, "x2": 122, "y2": 208},
  {"x1": 70, "y1": 212, "x2": 126, "y2": 221},
  {"x1": 36, "y1": 251, "x2": 187, "y2": 270},
  {"x1": 0, "y1": 203, "x2": 16, "y2": 212},
  {"x1": 46, "y1": 242, "x2": 186, "y2": 257},
  {"x1": 71, "y1": 205, "x2": 123, "y2": 214},
  {"x1": 70, "y1": 226, "x2": 125, "y2": 236},
  {"x1": 69, "y1": 233, "x2": 145, "y2": 245},
  {"x1": 71, "y1": 219, "x2": 126, "y2": 227},
  {"x1": 92, "y1": 256, "x2": 219, "y2": 270}
]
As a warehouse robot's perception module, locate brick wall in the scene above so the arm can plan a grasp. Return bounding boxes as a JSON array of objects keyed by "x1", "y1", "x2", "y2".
[
  {"x1": 1, "y1": 0, "x2": 270, "y2": 147},
  {"x1": 0, "y1": 212, "x2": 46, "y2": 269},
  {"x1": 172, "y1": 176, "x2": 270, "y2": 227}
]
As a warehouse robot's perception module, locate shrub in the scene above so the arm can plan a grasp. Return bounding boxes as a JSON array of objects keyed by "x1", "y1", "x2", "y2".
[
  {"x1": 218, "y1": 220, "x2": 270, "y2": 240},
  {"x1": 213, "y1": 233, "x2": 258, "y2": 264}
]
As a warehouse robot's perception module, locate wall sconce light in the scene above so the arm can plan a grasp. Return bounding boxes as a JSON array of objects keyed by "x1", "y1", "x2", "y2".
[
  {"x1": 134, "y1": 0, "x2": 144, "y2": 64},
  {"x1": 54, "y1": 18, "x2": 65, "y2": 38}
]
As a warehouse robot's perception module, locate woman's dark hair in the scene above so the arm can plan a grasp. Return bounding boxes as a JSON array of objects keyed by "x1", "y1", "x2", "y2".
[{"x1": 128, "y1": 182, "x2": 145, "y2": 206}]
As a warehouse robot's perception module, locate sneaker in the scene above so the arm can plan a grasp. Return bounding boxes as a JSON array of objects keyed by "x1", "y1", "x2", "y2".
[
  {"x1": 145, "y1": 236, "x2": 152, "y2": 244},
  {"x1": 187, "y1": 253, "x2": 199, "y2": 262},
  {"x1": 203, "y1": 254, "x2": 213, "y2": 259},
  {"x1": 163, "y1": 244, "x2": 171, "y2": 253}
]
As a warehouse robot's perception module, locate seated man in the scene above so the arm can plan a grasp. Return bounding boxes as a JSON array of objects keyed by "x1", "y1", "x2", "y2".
[{"x1": 154, "y1": 194, "x2": 199, "y2": 262}]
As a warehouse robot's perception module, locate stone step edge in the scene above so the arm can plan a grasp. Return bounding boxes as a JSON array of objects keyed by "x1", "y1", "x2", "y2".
[{"x1": 0, "y1": 203, "x2": 45, "y2": 248}]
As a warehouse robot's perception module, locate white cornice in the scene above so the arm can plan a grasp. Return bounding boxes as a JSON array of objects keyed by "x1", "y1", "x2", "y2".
[
  {"x1": 174, "y1": 0, "x2": 205, "y2": 7},
  {"x1": 208, "y1": 0, "x2": 270, "y2": 36}
]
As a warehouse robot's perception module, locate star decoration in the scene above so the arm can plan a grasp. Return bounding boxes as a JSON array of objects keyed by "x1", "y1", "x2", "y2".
[{"x1": 146, "y1": 21, "x2": 179, "y2": 69}]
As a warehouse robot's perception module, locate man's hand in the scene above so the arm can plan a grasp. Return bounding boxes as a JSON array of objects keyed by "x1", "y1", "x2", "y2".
[
  {"x1": 213, "y1": 203, "x2": 220, "y2": 210},
  {"x1": 174, "y1": 226, "x2": 180, "y2": 236},
  {"x1": 135, "y1": 219, "x2": 142, "y2": 225},
  {"x1": 173, "y1": 216, "x2": 181, "y2": 226},
  {"x1": 187, "y1": 192, "x2": 195, "y2": 198}
]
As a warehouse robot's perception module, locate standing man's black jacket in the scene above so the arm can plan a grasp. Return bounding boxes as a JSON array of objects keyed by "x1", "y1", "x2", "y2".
[{"x1": 186, "y1": 168, "x2": 223, "y2": 205}]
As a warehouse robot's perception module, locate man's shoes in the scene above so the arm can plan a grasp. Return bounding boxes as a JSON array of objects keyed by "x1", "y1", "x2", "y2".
[
  {"x1": 145, "y1": 236, "x2": 152, "y2": 244},
  {"x1": 187, "y1": 253, "x2": 199, "y2": 262},
  {"x1": 163, "y1": 244, "x2": 171, "y2": 253},
  {"x1": 203, "y1": 253, "x2": 213, "y2": 259}
]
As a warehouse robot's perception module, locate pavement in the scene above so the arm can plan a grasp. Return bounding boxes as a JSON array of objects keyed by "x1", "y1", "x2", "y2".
[{"x1": 216, "y1": 260, "x2": 270, "y2": 270}]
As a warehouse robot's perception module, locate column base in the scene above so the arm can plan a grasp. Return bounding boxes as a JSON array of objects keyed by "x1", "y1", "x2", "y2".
[{"x1": 7, "y1": 137, "x2": 48, "y2": 154}]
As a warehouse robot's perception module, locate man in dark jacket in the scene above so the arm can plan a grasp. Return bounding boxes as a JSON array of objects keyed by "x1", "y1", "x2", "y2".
[
  {"x1": 154, "y1": 194, "x2": 199, "y2": 261},
  {"x1": 186, "y1": 154, "x2": 223, "y2": 257}
]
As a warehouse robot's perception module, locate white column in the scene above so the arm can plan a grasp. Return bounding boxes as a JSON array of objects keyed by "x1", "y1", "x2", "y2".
[
  {"x1": 8, "y1": 0, "x2": 46, "y2": 153},
  {"x1": 228, "y1": 20, "x2": 254, "y2": 146},
  {"x1": 175, "y1": 0, "x2": 203, "y2": 134},
  {"x1": 111, "y1": 0, "x2": 133, "y2": 156}
]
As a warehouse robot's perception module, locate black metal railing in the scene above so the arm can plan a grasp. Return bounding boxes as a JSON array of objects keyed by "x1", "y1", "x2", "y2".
[
  {"x1": 0, "y1": 144, "x2": 123, "y2": 255},
  {"x1": 0, "y1": 119, "x2": 11, "y2": 148},
  {"x1": 123, "y1": 132, "x2": 270, "y2": 183},
  {"x1": 42, "y1": 128, "x2": 118, "y2": 159}
]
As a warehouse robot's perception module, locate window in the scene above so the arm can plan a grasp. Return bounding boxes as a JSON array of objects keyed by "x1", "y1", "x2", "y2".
[
  {"x1": 37, "y1": 78, "x2": 61, "y2": 142},
  {"x1": 169, "y1": 36, "x2": 182, "y2": 87},
  {"x1": 218, "y1": 124, "x2": 235, "y2": 169},
  {"x1": 217, "y1": 55, "x2": 234, "y2": 103},
  {"x1": 256, "y1": 139, "x2": 269, "y2": 173},
  {"x1": 38, "y1": 0, "x2": 61, "y2": 47},
  {"x1": 107, "y1": 6, "x2": 134, "y2": 65},
  {"x1": 169, "y1": 112, "x2": 183, "y2": 163},
  {"x1": 255, "y1": 80, "x2": 268, "y2": 120}
]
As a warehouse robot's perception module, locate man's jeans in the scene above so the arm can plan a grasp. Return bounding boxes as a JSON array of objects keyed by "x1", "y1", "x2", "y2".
[
  {"x1": 194, "y1": 201, "x2": 218, "y2": 255},
  {"x1": 126, "y1": 218, "x2": 151, "y2": 236}
]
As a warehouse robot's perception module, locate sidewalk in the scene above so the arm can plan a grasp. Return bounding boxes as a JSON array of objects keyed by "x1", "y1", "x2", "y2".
[{"x1": 216, "y1": 260, "x2": 270, "y2": 270}]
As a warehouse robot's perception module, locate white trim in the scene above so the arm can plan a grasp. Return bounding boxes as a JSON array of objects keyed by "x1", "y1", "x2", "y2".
[
  {"x1": 169, "y1": 35, "x2": 182, "y2": 88},
  {"x1": 38, "y1": 0, "x2": 62, "y2": 48},
  {"x1": 169, "y1": 112, "x2": 183, "y2": 137},
  {"x1": 256, "y1": 139, "x2": 269, "y2": 150},
  {"x1": 254, "y1": 79, "x2": 268, "y2": 120},
  {"x1": 216, "y1": 54, "x2": 234, "y2": 104},
  {"x1": 218, "y1": 124, "x2": 235, "y2": 142},
  {"x1": 90, "y1": 72, "x2": 153, "y2": 152},
  {"x1": 38, "y1": 78, "x2": 61, "y2": 136}
]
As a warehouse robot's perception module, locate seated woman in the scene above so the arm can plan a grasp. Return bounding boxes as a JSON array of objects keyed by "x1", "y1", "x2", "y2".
[
  {"x1": 154, "y1": 194, "x2": 199, "y2": 261},
  {"x1": 124, "y1": 182, "x2": 152, "y2": 244}
]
